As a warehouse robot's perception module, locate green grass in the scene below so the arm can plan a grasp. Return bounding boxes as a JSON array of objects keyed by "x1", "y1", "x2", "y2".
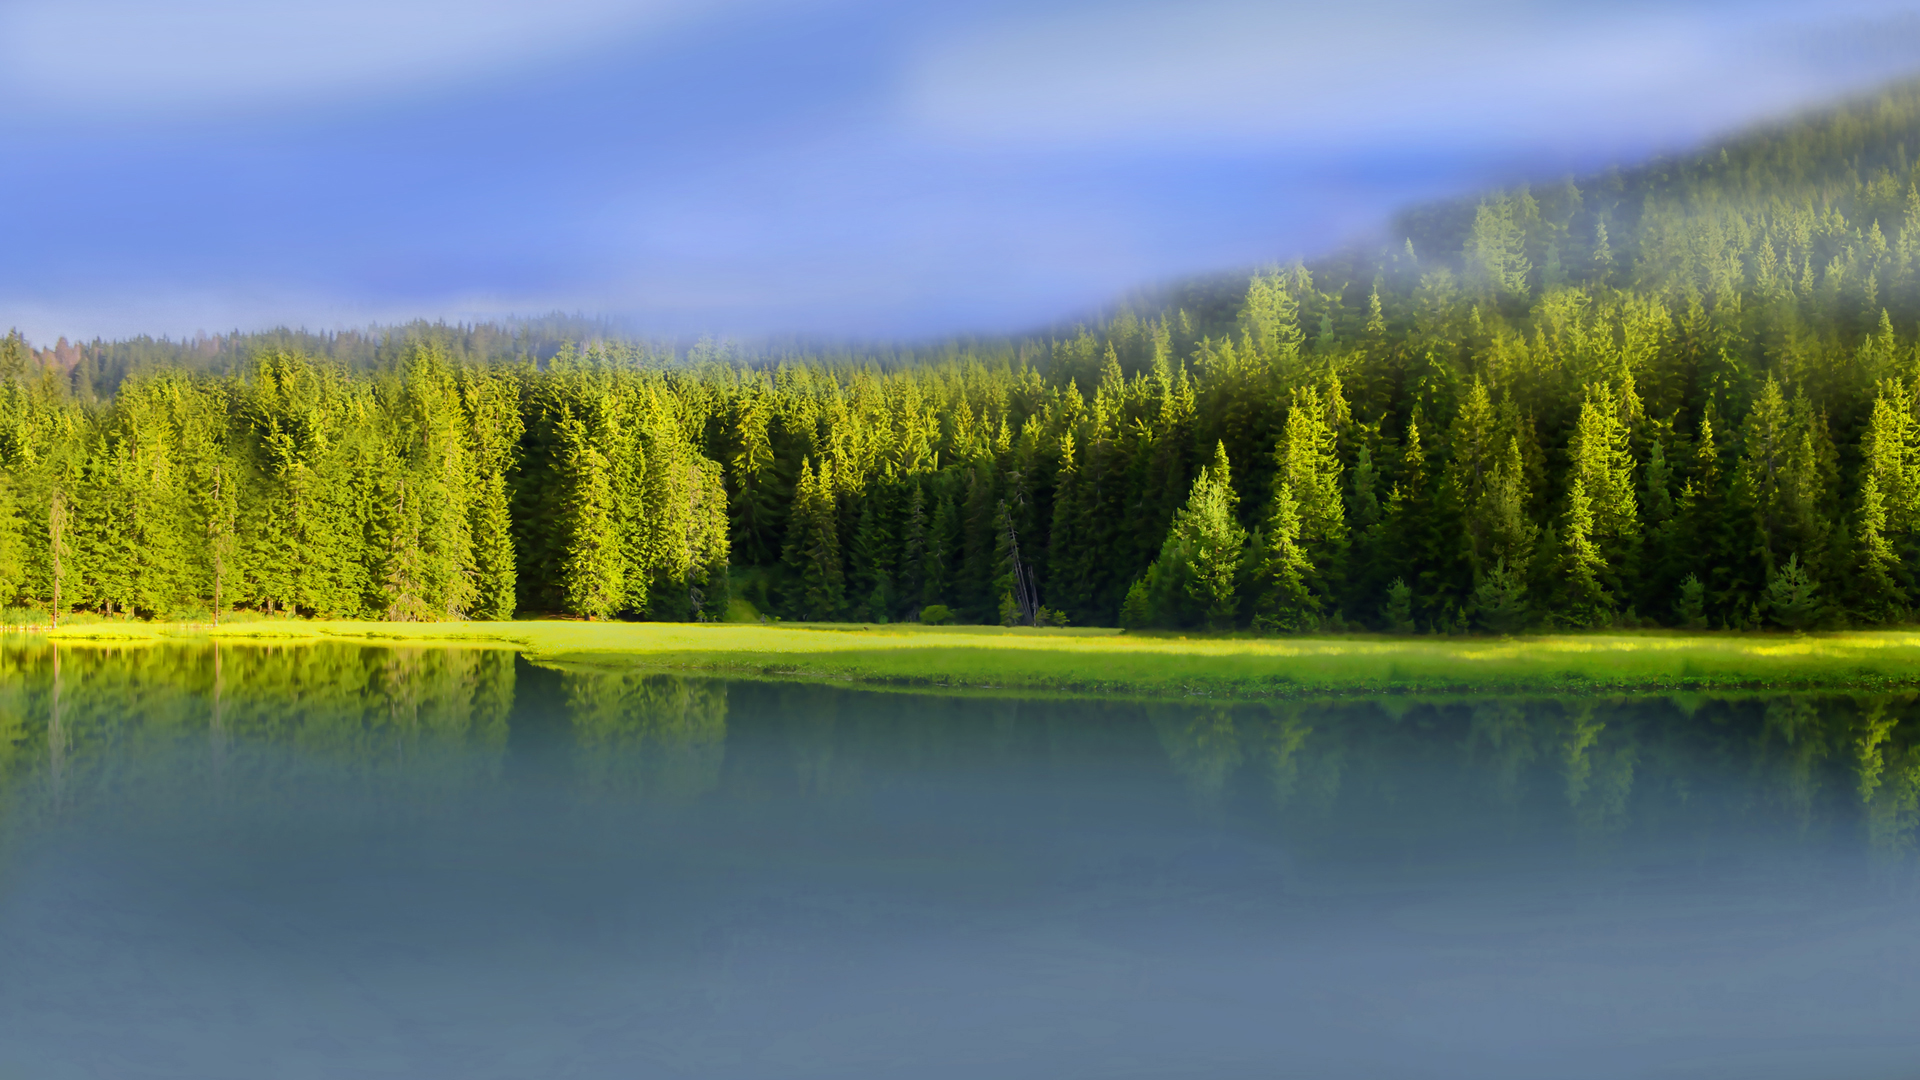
[{"x1": 25, "y1": 619, "x2": 1920, "y2": 699}]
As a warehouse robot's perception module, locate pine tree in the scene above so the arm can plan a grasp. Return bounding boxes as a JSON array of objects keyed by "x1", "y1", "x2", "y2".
[
  {"x1": 464, "y1": 369, "x2": 522, "y2": 621},
  {"x1": 1382, "y1": 415, "x2": 1456, "y2": 629},
  {"x1": 1862, "y1": 379, "x2": 1920, "y2": 537},
  {"x1": 1558, "y1": 474, "x2": 1610, "y2": 627},
  {"x1": 1740, "y1": 375, "x2": 1794, "y2": 574},
  {"x1": 1471, "y1": 558, "x2": 1530, "y2": 633},
  {"x1": 924, "y1": 487, "x2": 959, "y2": 611},
  {"x1": 849, "y1": 485, "x2": 896, "y2": 621},
  {"x1": 728, "y1": 387, "x2": 785, "y2": 564},
  {"x1": 784, "y1": 458, "x2": 844, "y2": 621},
  {"x1": 1139, "y1": 441, "x2": 1246, "y2": 629},
  {"x1": 1765, "y1": 553, "x2": 1822, "y2": 630},
  {"x1": 1466, "y1": 194, "x2": 1533, "y2": 301},
  {"x1": 1277, "y1": 385, "x2": 1347, "y2": 604},
  {"x1": 1449, "y1": 380, "x2": 1500, "y2": 572},
  {"x1": 557, "y1": 392, "x2": 623, "y2": 621},
  {"x1": 959, "y1": 463, "x2": 1000, "y2": 621},
  {"x1": 1247, "y1": 472, "x2": 1315, "y2": 631},
  {"x1": 1558, "y1": 382, "x2": 1639, "y2": 616},
  {"x1": 48, "y1": 488, "x2": 68, "y2": 627},
  {"x1": 1281, "y1": 386, "x2": 1346, "y2": 548},
  {"x1": 896, "y1": 480, "x2": 928, "y2": 620},
  {"x1": 1856, "y1": 472, "x2": 1903, "y2": 619}
]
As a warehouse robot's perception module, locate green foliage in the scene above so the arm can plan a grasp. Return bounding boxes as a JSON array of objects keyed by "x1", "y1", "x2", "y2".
[
  {"x1": 1381, "y1": 578, "x2": 1415, "y2": 633},
  {"x1": 1471, "y1": 558, "x2": 1530, "y2": 634},
  {"x1": 783, "y1": 458, "x2": 844, "y2": 621},
  {"x1": 1118, "y1": 579, "x2": 1152, "y2": 630},
  {"x1": 1135, "y1": 442, "x2": 1246, "y2": 629},
  {"x1": 25, "y1": 82, "x2": 1920, "y2": 629},
  {"x1": 1766, "y1": 554, "x2": 1823, "y2": 631},
  {"x1": 918, "y1": 603, "x2": 955, "y2": 626},
  {"x1": 1675, "y1": 574, "x2": 1709, "y2": 630}
]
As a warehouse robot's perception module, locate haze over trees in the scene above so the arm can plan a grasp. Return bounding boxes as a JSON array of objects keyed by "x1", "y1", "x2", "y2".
[{"x1": 16, "y1": 83, "x2": 1920, "y2": 631}]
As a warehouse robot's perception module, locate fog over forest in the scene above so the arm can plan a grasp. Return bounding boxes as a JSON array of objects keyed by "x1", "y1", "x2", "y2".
[{"x1": 11, "y1": 83, "x2": 1920, "y2": 633}]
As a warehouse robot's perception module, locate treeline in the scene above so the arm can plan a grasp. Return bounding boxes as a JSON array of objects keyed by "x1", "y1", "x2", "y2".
[
  {"x1": 20, "y1": 83, "x2": 1920, "y2": 629},
  {"x1": 36, "y1": 314, "x2": 626, "y2": 400},
  {"x1": 0, "y1": 342, "x2": 729, "y2": 622}
]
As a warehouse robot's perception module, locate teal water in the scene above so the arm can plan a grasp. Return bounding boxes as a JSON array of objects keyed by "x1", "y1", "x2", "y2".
[{"x1": 1, "y1": 642, "x2": 1918, "y2": 1079}]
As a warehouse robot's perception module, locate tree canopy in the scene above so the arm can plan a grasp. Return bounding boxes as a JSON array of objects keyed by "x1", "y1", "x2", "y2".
[{"x1": 19, "y1": 81, "x2": 1920, "y2": 630}]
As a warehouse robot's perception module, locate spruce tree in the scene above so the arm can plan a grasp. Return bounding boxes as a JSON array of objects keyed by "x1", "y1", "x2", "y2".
[
  {"x1": 1277, "y1": 385, "x2": 1347, "y2": 606},
  {"x1": 1138, "y1": 441, "x2": 1246, "y2": 629},
  {"x1": 849, "y1": 486, "x2": 896, "y2": 621},
  {"x1": 1559, "y1": 382, "x2": 1639, "y2": 617},
  {"x1": 896, "y1": 481, "x2": 928, "y2": 620},
  {"x1": 1740, "y1": 375, "x2": 1794, "y2": 574},
  {"x1": 1856, "y1": 472, "x2": 1903, "y2": 619},
  {"x1": 728, "y1": 388, "x2": 785, "y2": 565},
  {"x1": 924, "y1": 488, "x2": 959, "y2": 612},
  {"x1": 557, "y1": 393, "x2": 623, "y2": 621},
  {"x1": 1558, "y1": 474, "x2": 1611, "y2": 627},
  {"x1": 0, "y1": 473, "x2": 25, "y2": 608},
  {"x1": 464, "y1": 369, "x2": 522, "y2": 621},
  {"x1": 1246, "y1": 479, "x2": 1314, "y2": 631},
  {"x1": 784, "y1": 458, "x2": 845, "y2": 621}
]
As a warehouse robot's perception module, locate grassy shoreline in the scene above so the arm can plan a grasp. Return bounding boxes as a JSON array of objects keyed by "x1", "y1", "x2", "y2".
[{"x1": 17, "y1": 619, "x2": 1920, "y2": 699}]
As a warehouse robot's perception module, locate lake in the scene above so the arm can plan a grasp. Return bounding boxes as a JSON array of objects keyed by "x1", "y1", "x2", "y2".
[{"x1": 1, "y1": 641, "x2": 1917, "y2": 1079}]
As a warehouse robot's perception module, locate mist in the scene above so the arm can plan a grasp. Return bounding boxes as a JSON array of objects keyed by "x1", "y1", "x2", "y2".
[{"x1": 5, "y1": 0, "x2": 1920, "y2": 341}]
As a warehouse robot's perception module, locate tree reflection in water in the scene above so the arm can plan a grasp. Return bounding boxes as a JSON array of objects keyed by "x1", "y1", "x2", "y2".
[{"x1": 2, "y1": 643, "x2": 1920, "y2": 1078}]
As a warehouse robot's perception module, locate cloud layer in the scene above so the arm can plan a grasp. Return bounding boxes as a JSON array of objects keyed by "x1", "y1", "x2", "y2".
[{"x1": 4, "y1": 0, "x2": 1920, "y2": 342}]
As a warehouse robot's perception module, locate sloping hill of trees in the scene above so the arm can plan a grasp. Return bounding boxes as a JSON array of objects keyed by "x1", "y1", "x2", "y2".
[{"x1": 14, "y1": 80, "x2": 1920, "y2": 630}]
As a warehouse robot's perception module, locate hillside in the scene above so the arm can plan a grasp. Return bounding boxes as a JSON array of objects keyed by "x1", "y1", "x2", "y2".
[{"x1": 10, "y1": 79, "x2": 1920, "y2": 632}]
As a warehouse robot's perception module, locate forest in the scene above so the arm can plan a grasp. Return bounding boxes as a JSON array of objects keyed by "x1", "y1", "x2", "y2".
[{"x1": 16, "y1": 84, "x2": 1920, "y2": 632}]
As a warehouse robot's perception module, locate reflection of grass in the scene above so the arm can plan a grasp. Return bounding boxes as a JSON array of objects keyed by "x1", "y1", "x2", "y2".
[{"x1": 31, "y1": 620, "x2": 1920, "y2": 698}]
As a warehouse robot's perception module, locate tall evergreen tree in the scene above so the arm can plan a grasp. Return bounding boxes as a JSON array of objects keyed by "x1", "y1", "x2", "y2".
[
  {"x1": 785, "y1": 458, "x2": 845, "y2": 621},
  {"x1": 1136, "y1": 442, "x2": 1246, "y2": 629}
]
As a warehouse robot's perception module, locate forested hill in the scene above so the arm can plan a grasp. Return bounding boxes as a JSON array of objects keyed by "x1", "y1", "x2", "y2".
[
  {"x1": 34, "y1": 314, "x2": 628, "y2": 398},
  {"x1": 11, "y1": 81, "x2": 1920, "y2": 631}
]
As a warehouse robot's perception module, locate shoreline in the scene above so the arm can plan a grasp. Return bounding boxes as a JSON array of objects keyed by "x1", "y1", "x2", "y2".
[{"x1": 13, "y1": 620, "x2": 1920, "y2": 699}]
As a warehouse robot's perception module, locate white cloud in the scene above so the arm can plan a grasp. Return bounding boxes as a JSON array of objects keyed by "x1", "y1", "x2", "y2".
[
  {"x1": 903, "y1": 0, "x2": 1920, "y2": 150},
  {"x1": 0, "y1": 0, "x2": 773, "y2": 117}
]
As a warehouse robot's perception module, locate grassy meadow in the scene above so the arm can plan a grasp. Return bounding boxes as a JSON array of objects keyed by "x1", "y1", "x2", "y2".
[{"x1": 22, "y1": 618, "x2": 1920, "y2": 699}]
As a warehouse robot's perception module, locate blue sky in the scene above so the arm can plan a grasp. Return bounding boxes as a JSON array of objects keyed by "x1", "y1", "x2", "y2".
[{"x1": 5, "y1": 0, "x2": 1920, "y2": 343}]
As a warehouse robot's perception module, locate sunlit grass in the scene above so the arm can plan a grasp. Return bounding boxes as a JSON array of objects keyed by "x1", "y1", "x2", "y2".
[{"x1": 26, "y1": 619, "x2": 1920, "y2": 698}]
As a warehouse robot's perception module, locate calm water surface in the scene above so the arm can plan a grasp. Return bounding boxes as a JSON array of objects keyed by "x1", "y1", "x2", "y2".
[{"x1": 1, "y1": 642, "x2": 1918, "y2": 1079}]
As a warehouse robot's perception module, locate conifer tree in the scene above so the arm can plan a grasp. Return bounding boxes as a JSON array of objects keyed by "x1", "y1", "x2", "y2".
[
  {"x1": 1856, "y1": 471, "x2": 1903, "y2": 619},
  {"x1": 1246, "y1": 477, "x2": 1313, "y2": 631},
  {"x1": 1449, "y1": 380, "x2": 1500, "y2": 571},
  {"x1": 1739, "y1": 376, "x2": 1831, "y2": 575},
  {"x1": 1862, "y1": 379, "x2": 1920, "y2": 540},
  {"x1": 1557, "y1": 382, "x2": 1639, "y2": 617},
  {"x1": 849, "y1": 485, "x2": 896, "y2": 621},
  {"x1": 1382, "y1": 415, "x2": 1454, "y2": 629},
  {"x1": 48, "y1": 488, "x2": 67, "y2": 627},
  {"x1": 0, "y1": 473, "x2": 25, "y2": 609},
  {"x1": 896, "y1": 480, "x2": 928, "y2": 619},
  {"x1": 1281, "y1": 386, "x2": 1346, "y2": 548},
  {"x1": 924, "y1": 488, "x2": 959, "y2": 612},
  {"x1": 556, "y1": 392, "x2": 624, "y2": 620},
  {"x1": 1277, "y1": 385, "x2": 1347, "y2": 602},
  {"x1": 206, "y1": 460, "x2": 237, "y2": 625},
  {"x1": 1137, "y1": 442, "x2": 1246, "y2": 629},
  {"x1": 959, "y1": 463, "x2": 999, "y2": 621},
  {"x1": 34, "y1": 88, "x2": 1920, "y2": 630},
  {"x1": 785, "y1": 458, "x2": 845, "y2": 621},
  {"x1": 465, "y1": 369, "x2": 522, "y2": 621},
  {"x1": 1466, "y1": 194, "x2": 1533, "y2": 301},
  {"x1": 1558, "y1": 473, "x2": 1610, "y2": 626},
  {"x1": 728, "y1": 387, "x2": 785, "y2": 565}
]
